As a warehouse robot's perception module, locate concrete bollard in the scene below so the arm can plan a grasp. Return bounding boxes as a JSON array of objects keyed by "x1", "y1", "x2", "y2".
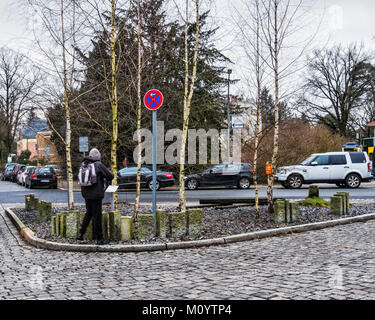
[
  {"x1": 102, "y1": 212, "x2": 109, "y2": 241},
  {"x1": 66, "y1": 211, "x2": 80, "y2": 239},
  {"x1": 38, "y1": 201, "x2": 52, "y2": 222},
  {"x1": 290, "y1": 202, "x2": 300, "y2": 222},
  {"x1": 330, "y1": 196, "x2": 343, "y2": 216},
  {"x1": 108, "y1": 210, "x2": 121, "y2": 242},
  {"x1": 308, "y1": 185, "x2": 319, "y2": 198},
  {"x1": 335, "y1": 192, "x2": 349, "y2": 215},
  {"x1": 137, "y1": 214, "x2": 154, "y2": 241},
  {"x1": 169, "y1": 211, "x2": 187, "y2": 238},
  {"x1": 285, "y1": 200, "x2": 291, "y2": 223},
  {"x1": 186, "y1": 209, "x2": 203, "y2": 237},
  {"x1": 80, "y1": 212, "x2": 93, "y2": 240},
  {"x1": 59, "y1": 212, "x2": 67, "y2": 237},
  {"x1": 156, "y1": 210, "x2": 167, "y2": 238},
  {"x1": 120, "y1": 216, "x2": 133, "y2": 242},
  {"x1": 51, "y1": 216, "x2": 56, "y2": 235},
  {"x1": 274, "y1": 199, "x2": 286, "y2": 223}
]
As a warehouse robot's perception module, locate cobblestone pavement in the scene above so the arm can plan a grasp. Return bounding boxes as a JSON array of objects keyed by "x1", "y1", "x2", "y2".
[{"x1": 1, "y1": 206, "x2": 375, "y2": 300}]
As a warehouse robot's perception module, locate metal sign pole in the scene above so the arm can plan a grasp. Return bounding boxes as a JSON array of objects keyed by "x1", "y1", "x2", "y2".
[{"x1": 152, "y1": 110, "x2": 157, "y2": 219}]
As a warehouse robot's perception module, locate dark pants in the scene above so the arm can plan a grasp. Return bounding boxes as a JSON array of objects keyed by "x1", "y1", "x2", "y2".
[{"x1": 80, "y1": 199, "x2": 103, "y2": 240}]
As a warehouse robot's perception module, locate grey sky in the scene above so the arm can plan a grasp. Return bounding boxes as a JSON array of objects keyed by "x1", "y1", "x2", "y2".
[{"x1": 1, "y1": 0, "x2": 374, "y2": 95}]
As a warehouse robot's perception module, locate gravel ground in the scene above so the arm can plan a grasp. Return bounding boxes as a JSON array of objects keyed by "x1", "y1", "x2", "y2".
[{"x1": 11, "y1": 201, "x2": 375, "y2": 245}]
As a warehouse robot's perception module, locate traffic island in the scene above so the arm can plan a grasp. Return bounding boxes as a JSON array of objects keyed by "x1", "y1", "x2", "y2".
[{"x1": 5, "y1": 200, "x2": 375, "y2": 252}]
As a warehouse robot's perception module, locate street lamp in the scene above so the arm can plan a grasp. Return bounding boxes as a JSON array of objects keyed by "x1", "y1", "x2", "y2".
[{"x1": 227, "y1": 68, "x2": 232, "y2": 162}]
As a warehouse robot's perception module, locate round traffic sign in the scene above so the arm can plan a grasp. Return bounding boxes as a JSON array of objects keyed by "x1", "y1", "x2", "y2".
[{"x1": 144, "y1": 89, "x2": 164, "y2": 110}]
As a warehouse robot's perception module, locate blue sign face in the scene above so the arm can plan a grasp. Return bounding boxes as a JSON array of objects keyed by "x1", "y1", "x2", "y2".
[
  {"x1": 79, "y1": 137, "x2": 89, "y2": 153},
  {"x1": 144, "y1": 89, "x2": 163, "y2": 110}
]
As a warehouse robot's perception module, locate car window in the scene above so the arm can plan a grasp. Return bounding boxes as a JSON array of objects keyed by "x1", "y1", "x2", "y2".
[
  {"x1": 36, "y1": 167, "x2": 54, "y2": 174},
  {"x1": 313, "y1": 155, "x2": 330, "y2": 165},
  {"x1": 225, "y1": 164, "x2": 241, "y2": 172},
  {"x1": 349, "y1": 152, "x2": 366, "y2": 164},
  {"x1": 330, "y1": 155, "x2": 347, "y2": 165},
  {"x1": 141, "y1": 167, "x2": 151, "y2": 173},
  {"x1": 212, "y1": 164, "x2": 225, "y2": 173},
  {"x1": 119, "y1": 167, "x2": 138, "y2": 175},
  {"x1": 301, "y1": 155, "x2": 317, "y2": 166}
]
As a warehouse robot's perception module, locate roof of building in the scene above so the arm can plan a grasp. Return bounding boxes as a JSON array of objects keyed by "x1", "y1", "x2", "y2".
[{"x1": 21, "y1": 118, "x2": 49, "y2": 139}]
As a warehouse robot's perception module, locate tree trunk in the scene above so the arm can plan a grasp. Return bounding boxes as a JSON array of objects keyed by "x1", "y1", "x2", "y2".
[
  {"x1": 134, "y1": 0, "x2": 142, "y2": 219},
  {"x1": 267, "y1": 0, "x2": 280, "y2": 214},
  {"x1": 110, "y1": 0, "x2": 118, "y2": 210},
  {"x1": 178, "y1": 0, "x2": 200, "y2": 212}
]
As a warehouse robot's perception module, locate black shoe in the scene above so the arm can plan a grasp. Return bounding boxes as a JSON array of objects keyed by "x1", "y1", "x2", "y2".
[
  {"x1": 97, "y1": 239, "x2": 109, "y2": 245},
  {"x1": 77, "y1": 233, "x2": 83, "y2": 241}
]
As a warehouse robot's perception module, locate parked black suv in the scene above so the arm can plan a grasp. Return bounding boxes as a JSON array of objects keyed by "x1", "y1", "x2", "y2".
[
  {"x1": 25, "y1": 166, "x2": 58, "y2": 189},
  {"x1": 184, "y1": 163, "x2": 254, "y2": 190}
]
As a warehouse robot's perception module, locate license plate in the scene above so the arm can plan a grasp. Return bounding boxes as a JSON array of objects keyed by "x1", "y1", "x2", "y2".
[{"x1": 41, "y1": 179, "x2": 49, "y2": 183}]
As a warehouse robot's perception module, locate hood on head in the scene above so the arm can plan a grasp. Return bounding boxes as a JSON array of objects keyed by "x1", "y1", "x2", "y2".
[{"x1": 89, "y1": 148, "x2": 101, "y2": 161}]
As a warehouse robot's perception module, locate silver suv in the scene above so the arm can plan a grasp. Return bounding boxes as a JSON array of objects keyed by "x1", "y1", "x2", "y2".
[{"x1": 275, "y1": 152, "x2": 372, "y2": 189}]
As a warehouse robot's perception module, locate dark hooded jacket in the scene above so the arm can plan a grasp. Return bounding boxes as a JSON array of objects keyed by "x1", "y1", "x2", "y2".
[{"x1": 80, "y1": 156, "x2": 114, "y2": 200}]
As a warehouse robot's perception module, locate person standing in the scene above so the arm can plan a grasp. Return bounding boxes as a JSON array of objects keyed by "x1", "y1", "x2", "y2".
[{"x1": 77, "y1": 148, "x2": 114, "y2": 245}]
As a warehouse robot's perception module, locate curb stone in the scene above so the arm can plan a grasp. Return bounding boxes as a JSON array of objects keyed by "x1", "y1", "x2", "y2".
[{"x1": 4, "y1": 206, "x2": 375, "y2": 253}]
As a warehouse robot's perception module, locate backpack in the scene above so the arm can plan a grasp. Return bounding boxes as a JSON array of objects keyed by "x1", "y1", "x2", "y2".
[{"x1": 78, "y1": 162, "x2": 97, "y2": 186}]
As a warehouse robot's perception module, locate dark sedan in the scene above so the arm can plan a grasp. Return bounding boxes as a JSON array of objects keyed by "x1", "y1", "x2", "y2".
[
  {"x1": 184, "y1": 163, "x2": 254, "y2": 190},
  {"x1": 1, "y1": 163, "x2": 17, "y2": 181},
  {"x1": 117, "y1": 166, "x2": 175, "y2": 190},
  {"x1": 25, "y1": 166, "x2": 58, "y2": 189}
]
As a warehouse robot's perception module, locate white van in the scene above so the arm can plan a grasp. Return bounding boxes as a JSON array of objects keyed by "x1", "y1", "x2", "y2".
[{"x1": 275, "y1": 152, "x2": 372, "y2": 189}]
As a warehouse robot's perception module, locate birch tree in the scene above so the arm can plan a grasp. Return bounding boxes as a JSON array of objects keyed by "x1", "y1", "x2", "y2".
[
  {"x1": 234, "y1": 0, "x2": 267, "y2": 216},
  {"x1": 133, "y1": 0, "x2": 144, "y2": 218},
  {"x1": 177, "y1": 0, "x2": 200, "y2": 212},
  {"x1": 76, "y1": 0, "x2": 133, "y2": 210},
  {"x1": 26, "y1": 0, "x2": 81, "y2": 210},
  {"x1": 258, "y1": 0, "x2": 317, "y2": 212}
]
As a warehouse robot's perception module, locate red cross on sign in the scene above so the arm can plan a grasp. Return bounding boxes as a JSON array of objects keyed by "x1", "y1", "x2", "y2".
[{"x1": 144, "y1": 89, "x2": 164, "y2": 110}]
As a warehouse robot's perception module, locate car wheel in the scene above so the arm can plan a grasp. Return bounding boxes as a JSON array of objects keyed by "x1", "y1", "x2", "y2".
[
  {"x1": 148, "y1": 180, "x2": 160, "y2": 191},
  {"x1": 186, "y1": 178, "x2": 199, "y2": 190},
  {"x1": 281, "y1": 182, "x2": 289, "y2": 189},
  {"x1": 29, "y1": 181, "x2": 33, "y2": 189},
  {"x1": 287, "y1": 174, "x2": 303, "y2": 189},
  {"x1": 345, "y1": 173, "x2": 361, "y2": 188},
  {"x1": 238, "y1": 177, "x2": 251, "y2": 189}
]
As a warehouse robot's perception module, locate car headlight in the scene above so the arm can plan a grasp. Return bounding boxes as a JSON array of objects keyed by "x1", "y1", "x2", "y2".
[{"x1": 279, "y1": 169, "x2": 288, "y2": 175}]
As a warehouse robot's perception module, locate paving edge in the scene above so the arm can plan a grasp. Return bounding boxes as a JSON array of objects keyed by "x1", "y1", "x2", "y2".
[{"x1": 4, "y1": 207, "x2": 375, "y2": 253}]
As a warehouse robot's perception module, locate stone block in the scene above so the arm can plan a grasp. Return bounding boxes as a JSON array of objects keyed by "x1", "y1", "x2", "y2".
[
  {"x1": 102, "y1": 212, "x2": 109, "y2": 241},
  {"x1": 137, "y1": 214, "x2": 155, "y2": 241},
  {"x1": 55, "y1": 213, "x2": 62, "y2": 237},
  {"x1": 25, "y1": 194, "x2": 38, "y2": 211},
  {"x1": 66, "y1": 211, "x2": 80, "y2": 239},
  {"x1": 308, "y1": 185, "x2": 319, "y2": 198},
  {"x1": 273, "y1": 199, "x2": 286, "y2": 223},
  {"x1": 108, "y1": 210, "x2": 121, "y2": 242},
  {"x1": 186, "y1": 209, "x2": 203, "y2": 237},
  {"x1": 284, "y1": 200, "x2": 291, "y2": 223},
  {"x1": 59, "y1": 212, "x2": 67, "y2": 237},
  {"x1": 80, "y1": 212, "x2": 93, "y2": 240},
  {"x1": 290, "y1": 202, "x2": 300, "y2": 222},
  {"x1": 330, "y1": 196, "x2": 343, "y2": 216},
  {"x1": 120, "y1": 216, "x2": 133, "y2": 242},
  {"x1": 156, "y1": 210, "x2": 166, "y2": 238},
  {"x1": 335, "y1": 192, "x2": 349, "y2": 215},
  {"x1": 169, "y1": 211, "x2": 187, "y2": 238},
  {"x1": 51, "y1": 216, "x2": 56, "y2": 235},
  {"x1": 38, "y1": 201, "x2": 52, "y2": 222}
]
